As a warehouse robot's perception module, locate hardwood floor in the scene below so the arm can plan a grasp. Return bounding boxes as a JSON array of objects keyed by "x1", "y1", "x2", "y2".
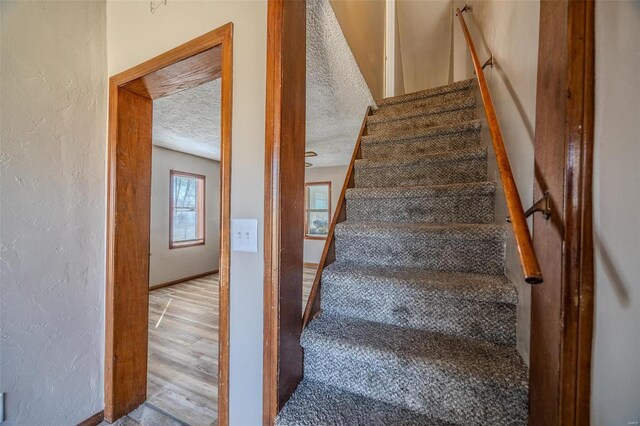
[
  {"x1": 146, "y1": 266, "x2": 316, "y2": 426},
  {"x1": 302, "y1": 265, "x2": 317, "y2": 311},
  {"x1": 147, "y1": 274, "x2": 219, "y2": 426}
]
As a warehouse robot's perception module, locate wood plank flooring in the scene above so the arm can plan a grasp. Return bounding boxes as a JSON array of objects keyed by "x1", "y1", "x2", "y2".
[
  {"x1": 147, "y1": 274, "x2": 219, "y2": 426},
  {"x1": 146, "y1": 266, "x2": 316, "y2": 426},
  {"x1": 302, "y1": 265, "x2": 316, "y2": 312}
]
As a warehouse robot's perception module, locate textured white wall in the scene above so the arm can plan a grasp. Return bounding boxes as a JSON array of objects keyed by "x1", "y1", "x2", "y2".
[
  {"x1": 303, "y1": 166, "x2": 348, "y2": 264},
  {"x1": 0, "y1": 1, "x2": 107, "y2": 424},
  {"x1": 591, "y1": 1, "x2": 640, "y2": 423},
  {"x1": 107, "y1": 2, "x2": 267, "y2": 423},
  {"x1": 149, "y1": 147, "x2": 220, "y2": 286},
  {"x1": 307, "y1": 0, "x2": 375, "y2": 167},
  {"x1": 452, "y1": 0, "x2": 539, "y2": 364}
]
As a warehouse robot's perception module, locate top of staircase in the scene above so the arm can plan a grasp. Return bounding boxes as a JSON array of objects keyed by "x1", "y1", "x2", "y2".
[{"x1": 376, "y1": 78, "x2": 474, "y2": 107}]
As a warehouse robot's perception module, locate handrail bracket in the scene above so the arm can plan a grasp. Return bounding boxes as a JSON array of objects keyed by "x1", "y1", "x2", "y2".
[
  {"x1": 482, "y1": 55, "x2": 494, "y2": 70},
  {"x1": 507, "y1": 191, "x2": 551, "y2": 223}
]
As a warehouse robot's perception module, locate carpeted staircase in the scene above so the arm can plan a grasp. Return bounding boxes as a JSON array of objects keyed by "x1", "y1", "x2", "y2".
[{"x1": 277, "y1": 79, "x2": 528, "y2": 425}]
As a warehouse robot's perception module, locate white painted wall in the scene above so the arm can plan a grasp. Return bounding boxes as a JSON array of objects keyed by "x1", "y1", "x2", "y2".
[
  {"x1": 107, "y1": 2, "x2": 266, "y2": 423},
  {"x1": 329, "y1": 0, "x2": 386, "y2": 99},
  {"x1": 303, "y1": 166, "x2": 348, "y2": 264},
  {"x1": 591, "y1": 1, "x2": 640, "y2": 423},
  {"x1": 0, "y1": 1, "x2": 107, "y2": 424},
  {"x1": 397, "y1": 0, "x2": 453, "y2": 93},
  {"x1": 452, "y1": 0, "x2": 539, "y2": 364},
  {"x1": 149, "y1": 147, "x2": 220, "y2": 286},
  {"x1": 393, "y1": 6, "x2": 405, "y2": 96}
]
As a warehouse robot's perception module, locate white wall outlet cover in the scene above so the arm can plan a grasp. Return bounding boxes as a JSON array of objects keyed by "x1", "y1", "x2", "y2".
[{"x1": 231, "y1": 219, "x2": 258, "y2": 253}]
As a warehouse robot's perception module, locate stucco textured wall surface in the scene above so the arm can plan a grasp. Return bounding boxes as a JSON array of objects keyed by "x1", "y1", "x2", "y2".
[
  {"x1": 307, "y1": 0, "x2": 375, "y2": 167},
  {"x1": 0, "y1": 1, "x2": 108, "y2": 424}
]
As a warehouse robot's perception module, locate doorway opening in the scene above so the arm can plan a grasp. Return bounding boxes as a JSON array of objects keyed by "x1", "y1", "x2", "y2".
[
  {"x1": 146, "y1": 76, "x2": 221, "y2": 424},
  {"x1": 105, "y1": 24, "x2": 232, "y2": 425}
]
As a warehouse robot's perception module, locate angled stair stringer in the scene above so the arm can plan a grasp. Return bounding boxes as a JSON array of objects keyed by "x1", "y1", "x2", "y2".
[{"x1": 278, "y1": 79, "x2": 529, "y2": 425}]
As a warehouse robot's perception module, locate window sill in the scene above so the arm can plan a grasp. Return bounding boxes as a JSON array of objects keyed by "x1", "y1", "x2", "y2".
[
  {"x1": 305, "y1": 235, "x2": 327, "y2": 241},
  {"x1": 170, "y1": 240, "x2": 205, "y2": 249}
]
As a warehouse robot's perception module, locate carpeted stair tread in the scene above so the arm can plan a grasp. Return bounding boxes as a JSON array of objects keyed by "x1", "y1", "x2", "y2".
[
  {"x1": 368, "y1": 88, "x2": 476, "y2": 121},
  {"x1": 275, "y1": 380, "x2": 453, "y2": 426},
  {"x1": 366, "y1": 107, "x2": 476, "y2": 136},
  {"x1": 322, "y1": 262, "x2": 517, "y2": 305},
  {"x1": 361, "y1": 119, "x2": 481, "y2": 145},
  {"x1": 302, "y1": 314, "x2": 528, "y2": 424},
  {"x1": 320, "y1": 262, "x2": 517, "y2": 345},
  {"x1": 303, "y1": 314, "x2": 528, "y2": 389},
  {"x1": 346, "y1": 181, "x2": 495, "y2": 199},
  {"x1": 335, "y1": 221, "x2": 504, "y2": 240},
  {"x1": 370, "y1": 89, "x2": 475, "y2": 122},
  {"x1": 356, "y1": 146, "x2": 486, "y2": 169},
  {"x1": 360, "y1": 120, "x2": 482, "y2": 159},
  {"x1": 376, "y1": 78, "x2": 474, "y2": 107},
  {"x1": 354, "y1": 147, "x2": 487, "y2": 188},
  {"x1": 333, "y1": 222, "x2": 505, "y2": 275},
  {"x1": 345, "y1": 181, "x2": 496, "y2": 224}
]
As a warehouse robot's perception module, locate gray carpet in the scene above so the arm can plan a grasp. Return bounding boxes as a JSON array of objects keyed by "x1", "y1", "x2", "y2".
[{"x1": 277, "y1": 79, "x2": 528, "y2": 425}]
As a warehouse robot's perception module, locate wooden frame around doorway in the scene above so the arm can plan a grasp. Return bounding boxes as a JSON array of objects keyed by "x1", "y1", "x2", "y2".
[
  {"x1": 263, "y1": 0, "x2": 307, "y2": 424},
  {"x1": 104, "y1": 23, "x2": 232, "y2": 425}
]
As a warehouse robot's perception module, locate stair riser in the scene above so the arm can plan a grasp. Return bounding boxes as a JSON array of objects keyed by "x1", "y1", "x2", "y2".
[
  {"x1": 355, "y1": 157, "x2": 487, "y2": 188},
  {"x1": 302, "y1": 345, "x2": 527, "y2": 425},
  {"x1": 367, "y1": 107, "x2": 476, "y2": 135},
  {"x1": 334, "y1": 233, "x2": 505, "y2": 275},
  {"x1": 361, "y1": 130, "x2": 481, "y2": 159},
  {"x1": 321, "y1": 279, "x2": 516, "y2": 346},
  {"x1": 371, "y1": 89, "x2": 474, "y2": 121},
  {"x1": 346, "y1": 195, "x2": 494, "y2": 224}
]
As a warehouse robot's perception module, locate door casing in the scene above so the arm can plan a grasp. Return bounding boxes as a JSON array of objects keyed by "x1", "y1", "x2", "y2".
[
  {"x1": 530, "y1": 1, "x2": 595, "y2": 424},
  {"x1": 105, "y1": 23, "x2": 233, "y2": 425},
  {"x1": 262, "y1": 0, "x2": 307, "y2": 424}
]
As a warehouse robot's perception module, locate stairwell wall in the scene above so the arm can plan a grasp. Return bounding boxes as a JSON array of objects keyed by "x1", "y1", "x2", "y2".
[
  {"x1": 329, "y1": 0, "x2": 385, "y2": 100},
  {"x1": 396, "y1": 0, "x2": 453, "y2": 93},
  {"x1": 452, "y1": 0, "x2": 539, "y2": 364},
  {"x1": 591, "y1": 1, "x2": 640, "y2": 423},
  {"x1": 107, "y1": 2, "x2": 267, "y2": 424}
]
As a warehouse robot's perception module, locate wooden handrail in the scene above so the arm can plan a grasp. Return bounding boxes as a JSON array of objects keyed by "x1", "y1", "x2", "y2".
[
  {"x1": 456, "y1": 7, "x2": 543, "y2": 284},
  {"x1": 302, "y1": 107, "x2": 372, "y2": 328}
]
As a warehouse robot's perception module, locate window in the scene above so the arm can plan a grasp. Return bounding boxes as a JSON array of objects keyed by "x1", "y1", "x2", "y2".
[
  {"x1": 305, "y1": 181, "x2": 331, "y2": 239},
  {"x1": 170, "y1": 170, "x2": 205, "y2": 248}
]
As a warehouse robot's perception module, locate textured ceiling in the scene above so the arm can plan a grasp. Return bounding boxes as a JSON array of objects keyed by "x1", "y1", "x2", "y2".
[
  {"x1": 153, "y1": 79, "x2": 220, "y2": 160},
  {"x1": 153, "y1": 0, "x2": 373, "y2": 166}
]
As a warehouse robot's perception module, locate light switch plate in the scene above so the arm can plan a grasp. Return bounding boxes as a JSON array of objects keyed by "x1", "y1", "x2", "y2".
[{"x1": 232, "y1": 219, "x2": 258, "y2": 253}]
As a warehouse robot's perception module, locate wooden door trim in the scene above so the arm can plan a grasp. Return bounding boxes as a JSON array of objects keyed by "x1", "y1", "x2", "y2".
[
  {"x1": 263, "y1": 0, "x2": 307, "y2": 424},
  {"x1": 105, "y1": 23, "x2": 233, "y2": 425},
  {"x1": 559, "y1": 1, "x2": 595, "y2": 422},
  {"x1": 530, "y1": 1, "x2": 594, "y2": 423}
]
